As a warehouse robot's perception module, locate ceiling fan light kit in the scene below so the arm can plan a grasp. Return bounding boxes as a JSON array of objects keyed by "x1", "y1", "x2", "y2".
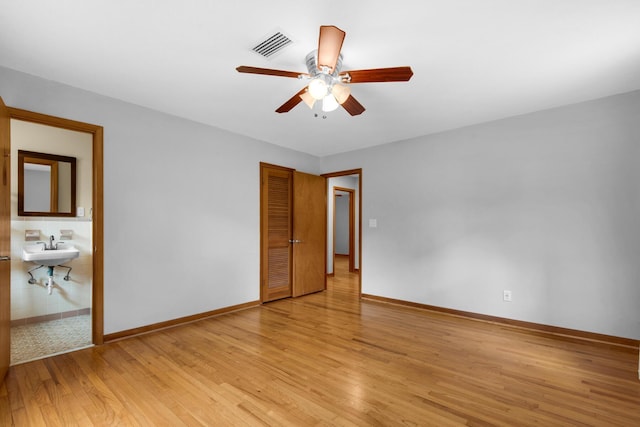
[
  {"x1": 299, "y1": 91, "x2": 316, "y2": 109},
  {"x1": 308, "y1": 75, "x2": 330, "y2": 100},
  {"x1": 321, "y1": 92, "x2": 340, "y2": 112},
  {"x1": 237, "y1": 25, "x2": 414, "y2": 116},
  {"x1": 331, "y1": 83, "x2": 351, "y2": 105}
]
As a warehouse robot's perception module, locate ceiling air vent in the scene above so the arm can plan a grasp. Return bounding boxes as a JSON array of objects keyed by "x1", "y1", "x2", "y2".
[{"x1": 252, "y1": 31, "x2": 293, "y2": 58}]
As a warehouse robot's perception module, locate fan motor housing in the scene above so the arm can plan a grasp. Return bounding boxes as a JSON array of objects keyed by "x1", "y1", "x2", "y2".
[{"x1": 305, "y1": 50, "x2": 343, "y2": 77}]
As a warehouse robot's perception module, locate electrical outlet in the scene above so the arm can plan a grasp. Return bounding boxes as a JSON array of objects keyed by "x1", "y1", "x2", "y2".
[{"x1": 503, "y1": 290, "x2": 512, "y2": 302}]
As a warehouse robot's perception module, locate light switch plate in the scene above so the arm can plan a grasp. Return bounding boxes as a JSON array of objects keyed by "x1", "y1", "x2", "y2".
[
  {"x1": 369, "y1": 219, "x2": 377, "y2": 228},
  {"x1": 77, "y1": 207, "x2": 85, "y2": 217}
]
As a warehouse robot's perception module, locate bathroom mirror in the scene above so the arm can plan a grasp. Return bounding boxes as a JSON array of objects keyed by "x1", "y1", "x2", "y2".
[{"x1": 18, "y1": 150, "x2": 77, "y2": 217}]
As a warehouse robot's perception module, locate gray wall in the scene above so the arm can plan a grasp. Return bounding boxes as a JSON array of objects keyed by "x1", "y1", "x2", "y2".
[
  {"x1": 322, "y1": 90, "x2": 640, "y2": 340},
  {"x1": 4, "y1": 65, "x2": 639, "y2": 340},
  {"x1": 1, "y1": 66, "x2": 319, "y2": 334},
  {"x1": 334, "y1": 194, "x2": 350, "y2": 255}
]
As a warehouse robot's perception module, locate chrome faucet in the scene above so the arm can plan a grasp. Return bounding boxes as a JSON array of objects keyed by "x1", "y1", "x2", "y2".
[{"x1": 48, "y1": 235, "x2": 55, "y2": 250}]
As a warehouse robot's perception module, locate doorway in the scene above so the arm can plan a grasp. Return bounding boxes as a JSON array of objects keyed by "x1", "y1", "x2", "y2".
[
  {"x1": 6, "y1": 107, "x2": 103, "y2": 365},
  {"x1": 323, "y1": 169, "x2": 362, "y2": 295},
  {"x1": 333, "y1": 187, "x2": 355, "y2": 272}
]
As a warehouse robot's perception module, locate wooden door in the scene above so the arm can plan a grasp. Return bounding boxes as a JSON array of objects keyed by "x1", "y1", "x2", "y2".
[
  {"x1": 261, "y1": 165, "x2": 293, "y2": 302},
  {"x1": 292, "y1": 171, "x2": 326, "y2": 297},
  {"x1": 260, "y1": 165, "x2": 326, "y2": 302},
  {"x1": 0, "y1": 97, "x2": 11, "y2": 382}
]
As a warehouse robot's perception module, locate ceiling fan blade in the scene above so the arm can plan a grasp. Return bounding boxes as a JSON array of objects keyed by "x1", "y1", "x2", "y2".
[
  {"x1": 341, "y1": 95, "x2": 365, "y2": 116},
  {"x1": 341, "y1": 66, "x2": 414, "y2": 83},
  {"x1": 236, "y1": 66, "x2": 307, "y2": 79},
  {"x1": 317, "y1": 25, "x2": 345, "y2": 73},
  {"x1": 275, "y1": 88, "x2": 307, "y2": 113}
]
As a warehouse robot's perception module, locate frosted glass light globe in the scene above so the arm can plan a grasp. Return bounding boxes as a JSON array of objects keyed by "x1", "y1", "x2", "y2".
[
  {"x1": 308, "y1": 79, "x2": 328, "y2": 100},
  {"x1": 322, "y1": 94, "x2": 339, "y2": 112}
]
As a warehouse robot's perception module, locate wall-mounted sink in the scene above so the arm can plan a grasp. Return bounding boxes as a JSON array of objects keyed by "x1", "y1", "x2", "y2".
[{"x1": 22, "y1": 243, "x2": 80, "y2": 266}]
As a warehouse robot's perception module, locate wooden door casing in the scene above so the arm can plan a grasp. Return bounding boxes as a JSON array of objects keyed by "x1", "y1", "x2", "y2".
[
  {"x1": 6, "y1": 108, "x2": 105, "y2": 346},
  {"x1": 0, "y1": 97, "x2": 11, "y2": 382}
]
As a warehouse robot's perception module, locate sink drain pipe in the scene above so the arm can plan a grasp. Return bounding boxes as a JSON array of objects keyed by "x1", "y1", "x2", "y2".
[
  {"x1": 47, "y1": 266, "x2": 54, "y2": 295},
  {"x1": 28, "y1": 265, "x2": 72, "y2": 294}
]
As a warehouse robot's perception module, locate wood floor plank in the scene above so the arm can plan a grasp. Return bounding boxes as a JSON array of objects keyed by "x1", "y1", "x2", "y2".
[
  {"x1": 4, "y1": 257, "x2": 640, "y2": 426},
  {"x1": 0, "y1": 381, "x2": 12, "y2": 426}
]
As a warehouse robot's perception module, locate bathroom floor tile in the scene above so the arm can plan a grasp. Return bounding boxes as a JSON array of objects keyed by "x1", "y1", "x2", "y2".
[{"x1": 10, "y1": 315, "x2": 92, "y2": 365}]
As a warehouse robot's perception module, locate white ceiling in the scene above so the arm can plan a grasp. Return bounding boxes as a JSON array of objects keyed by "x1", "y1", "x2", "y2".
[{"x1": 2, "y1": 0, "x2": 640, "y2": 156}]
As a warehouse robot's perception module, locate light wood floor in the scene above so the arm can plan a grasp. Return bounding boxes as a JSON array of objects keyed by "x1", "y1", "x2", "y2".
[{"x1": 1, "y1": 257, "x2": 639, "y2": 426}]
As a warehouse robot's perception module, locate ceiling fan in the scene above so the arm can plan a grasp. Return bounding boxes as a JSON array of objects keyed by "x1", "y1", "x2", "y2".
[{"x1": 236, "y1": 25, "x2": 414, "y2": 116}]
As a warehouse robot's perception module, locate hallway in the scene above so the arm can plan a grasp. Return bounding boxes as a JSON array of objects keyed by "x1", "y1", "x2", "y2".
[{"x1": 327, "y1": 254, "x2": 359, "y2": 296}]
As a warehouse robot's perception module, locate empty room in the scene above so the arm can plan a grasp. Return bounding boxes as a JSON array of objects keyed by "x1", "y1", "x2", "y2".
[{"x1": 1, "y1": 1, "x2": 639, "y2": 425}]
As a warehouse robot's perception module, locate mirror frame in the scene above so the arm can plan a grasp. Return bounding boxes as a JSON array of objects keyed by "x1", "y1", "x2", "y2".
[{"x1": 18, "y1": 150, "x2": 77, "y2": 217}]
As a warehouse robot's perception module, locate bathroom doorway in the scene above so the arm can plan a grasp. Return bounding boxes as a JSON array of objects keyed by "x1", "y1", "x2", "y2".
[{"x1": 6, "y1": 107, "x2": 103, "y2": 365}]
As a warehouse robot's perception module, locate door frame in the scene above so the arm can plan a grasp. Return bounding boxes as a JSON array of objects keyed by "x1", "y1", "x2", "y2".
[
  {"x1": 1, "y1": 98, "x2": 10, "y2": 381},
  {"x1": 8, "y1": 107, "x2": 104, "y2": 345},
  {"x1": 332, "y1": 186, "x2": 355, "y2": 272},
  {"x1": 322, "y1": 169, "x2": 362, "y2": 296}
]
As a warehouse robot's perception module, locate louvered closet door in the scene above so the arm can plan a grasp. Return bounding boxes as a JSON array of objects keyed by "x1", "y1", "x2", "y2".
[{"x1": 261, "y1": 165, "x2": 293, "y2": 302}]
